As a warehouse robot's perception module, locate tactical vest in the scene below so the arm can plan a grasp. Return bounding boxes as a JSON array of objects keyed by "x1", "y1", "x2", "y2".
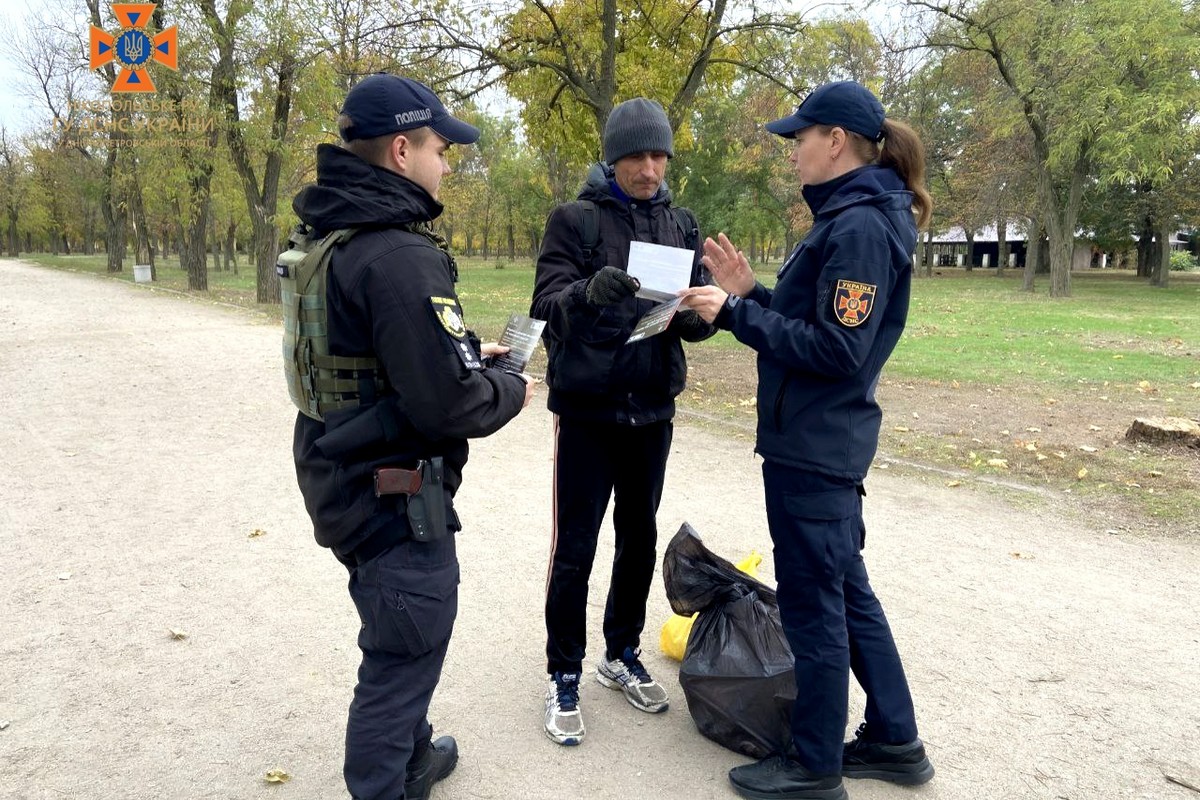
[
  {"x1": 278, "y1": 226, "x2": 385, "y2": 421},
  {"x1": 278, "y1": 222, "x2": 460, "y2": 421}
]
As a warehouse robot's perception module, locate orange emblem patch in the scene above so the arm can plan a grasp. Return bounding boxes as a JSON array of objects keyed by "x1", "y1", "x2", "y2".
[{"x1": 833, "y1": 279, "x2": 876, "y2": 327}]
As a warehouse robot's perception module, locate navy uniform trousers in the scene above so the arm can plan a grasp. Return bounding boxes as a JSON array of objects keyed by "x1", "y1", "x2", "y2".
[
  {"x1": 545, "y1": 416, "x2": 672, "y2": 674},
  {"x1": 342, "y1": 529, "x2": 459, "y2": 800},
  {"x1": 762, "y1": 461, "x2": 918, "y2": 776}
]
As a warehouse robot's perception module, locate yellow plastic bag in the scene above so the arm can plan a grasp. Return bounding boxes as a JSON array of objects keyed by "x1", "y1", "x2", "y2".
[{"x1": 660, "y1": 551, "x2": 762, "y2": 661}]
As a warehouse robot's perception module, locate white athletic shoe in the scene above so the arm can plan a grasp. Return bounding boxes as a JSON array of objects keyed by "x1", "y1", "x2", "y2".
[{"x1": 596, "y1": 646, "x2": 669, "y2": 713}]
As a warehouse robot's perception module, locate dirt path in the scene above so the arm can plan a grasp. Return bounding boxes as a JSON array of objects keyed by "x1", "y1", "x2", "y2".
[{"x1": 1, "y1": 259, "x2": 1197, "y2": 800}]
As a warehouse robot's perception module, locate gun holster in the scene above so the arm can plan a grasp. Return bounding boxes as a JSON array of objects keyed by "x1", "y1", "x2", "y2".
[{"x1": 405, "y1": 457, "x2": 448, "y2": 543}]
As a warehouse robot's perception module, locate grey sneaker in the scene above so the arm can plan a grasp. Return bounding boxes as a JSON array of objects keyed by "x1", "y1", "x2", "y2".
[
  {"x1": 544, "y1": 671, "x2": 585, "y2": 745},
  {"x1": 596, "y1": 646, "x2": 669, "y2": 713}
]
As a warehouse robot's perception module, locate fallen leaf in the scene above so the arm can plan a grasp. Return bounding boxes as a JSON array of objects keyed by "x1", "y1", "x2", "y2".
[
  {"x1": 1026, "y1": 427, "x2": 1041, "y2": 433},
  {"x1": 951, "y1": 380, "x2": 960, "y2": 389},
  {"x1": 1054, "y1": 452, "x2": 1067, "y2": 459},
  {"x1": 57, "y1": 573, "x2": 72, "y2": 581},
  {"x1": 167, "y1": 629, "x2": 189, "y2": 641},
  {"x1": 1148, "y1": 470, "x2": 1163, "y2": 477},
  {"x1": 1010, "y1": 552, "x2": 1034, "y2": 560},
  {"x1": 1112, "y1": 354, "x2": 1124, "y2": 359},
  {"x1": 248, "y1": 529, "x2": 267, "y2": 538},
  {"x1": 986, "y1": 458, "x2": 1009, "y2": 468},
  {"x1": 0, "y1": 720, "x2": 10, "y2": 730},
  {"x1": 1045, "y1": 398, "x2": 1058, "y2": 405},
  {"x1": 264, "y1": 769, "x2": 291, "y2": 784},
  {"x1": 1078, "y1": 445, "x2": 1098, "y2": 453},
  {"x1": 1035, "y1": 453, "x2": 1048, "y2": 461},
  {"x1": 1024, "y1": 443, "x2": 1038, "y2": 452},
  {"x1": 1001, "y1": 429, "x2": 1011, "y2": 436},
  {"x1": 1088, "y1": 425, "x2": 1102, "y2": 432},
  {"x1": 1125, "y1": 481, "x2": 1142, "y2": 488},
  {"x1": 893, "y1": 426, "x2": 910, "y2": 432},
  {"x1": 912, "y1": 412, "x2": 920, "y2": 419},
  {"x1": 1077, "y1": 468, "x2": 1088, "y2": 479},
  {"x1": 1190, "y1": 382, "x2": 1200, "y2": 389},
  {"x1": 945, "y1": 480, "x2": 961, "y2": 487},
  {"x1": 738, "y1": 398, "x2": 756, "y2": 407}
]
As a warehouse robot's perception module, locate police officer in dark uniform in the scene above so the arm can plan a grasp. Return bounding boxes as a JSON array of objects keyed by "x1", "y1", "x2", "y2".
[
  {"x1": 681, "y1": 82, "x2": 936, "y2": 799},
  {"x1": 289, "y1": 74, "x2": 534, "y2": 800}
]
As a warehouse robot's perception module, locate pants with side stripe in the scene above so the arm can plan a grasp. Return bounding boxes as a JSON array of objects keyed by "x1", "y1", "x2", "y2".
[{"x1": 544, "y1": 416, "x2": 672, "y2": 675}]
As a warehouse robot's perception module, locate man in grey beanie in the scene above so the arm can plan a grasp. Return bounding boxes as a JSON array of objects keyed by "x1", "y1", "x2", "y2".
[{"x1": 530, "y1": 97, "x2": 714, "y2": 746}]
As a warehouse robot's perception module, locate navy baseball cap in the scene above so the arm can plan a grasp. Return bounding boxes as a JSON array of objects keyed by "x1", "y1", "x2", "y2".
[
  {"x1": 765, "y1": 81, "x2": 885, "y2": 142},
  {"x1": 340, "y1": 74, "x2": 480, "y2": 144}
]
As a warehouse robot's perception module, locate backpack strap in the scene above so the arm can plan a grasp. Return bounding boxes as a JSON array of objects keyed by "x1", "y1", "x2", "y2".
[
  {"x1": 576, "y1": 200, "x2": 601, "y2": 271},
  {"x1": 671, "y1": 206, "x2": 699, "y2": 251}
]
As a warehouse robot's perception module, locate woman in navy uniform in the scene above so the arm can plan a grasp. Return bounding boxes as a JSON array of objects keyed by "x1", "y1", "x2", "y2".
[{"x1": 681, "y1": 81, "x2": 935, "y2": 800}]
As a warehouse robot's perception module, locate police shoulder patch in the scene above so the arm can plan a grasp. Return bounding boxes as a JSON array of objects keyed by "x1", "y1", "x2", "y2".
[
  {"x1": 429, "y1": 295, "x2": 482, "y2": 369},
  {"x1": 832, "y1": 279, "x2": 877, "y2": 327},
  {"x1": 429, "y1": 295, "x2": 467, "y2": 339}
]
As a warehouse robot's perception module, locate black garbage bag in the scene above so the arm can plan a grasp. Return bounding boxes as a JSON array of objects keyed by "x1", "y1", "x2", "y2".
[{"x1": 662, "y1": 522, "x2": 796, "y2": 759}]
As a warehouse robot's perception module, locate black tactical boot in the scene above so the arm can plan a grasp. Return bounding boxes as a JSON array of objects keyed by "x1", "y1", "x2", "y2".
[
  {"x1": 404, "y1": 735, "x2": 458, "y2": 800},
  {"x1": 842, "y1": 723, "x2": 934, "y2": 785},
  {"x1": 728, "y1": 755, "x2": 848, "y2": 800}
]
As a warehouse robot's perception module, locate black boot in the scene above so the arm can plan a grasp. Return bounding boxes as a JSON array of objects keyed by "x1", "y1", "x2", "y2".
[
  {"x1": 728, "y1": 755, "x2": 848, "y2": 800},
  {"x1": 404, "y1": 735, "x2": 458, "y2": 800},
  {"x1": 842, "y1": 723, "x2": 934, "y2": 785}
]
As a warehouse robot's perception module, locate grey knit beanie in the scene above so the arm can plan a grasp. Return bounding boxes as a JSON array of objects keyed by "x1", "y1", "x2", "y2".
[{"x1": 603, "y1": 98, "x2": 674, "y2": 164}]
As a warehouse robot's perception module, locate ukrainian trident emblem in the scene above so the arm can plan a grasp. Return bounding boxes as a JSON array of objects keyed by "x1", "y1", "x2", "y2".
[{"x1": 90, "y1": 3, "x2": 178, "y2": 93}]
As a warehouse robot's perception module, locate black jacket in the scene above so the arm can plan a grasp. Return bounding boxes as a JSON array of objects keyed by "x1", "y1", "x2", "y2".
[
  {"x1": 291, "y1": 144, "x2": 527, "y2": 555},
  {"x1": 530, "y1": 164, "x2": 713, "y2": 424},
  {"x1": 714, "y1": 165, "x2": 917, "y2": 481}
]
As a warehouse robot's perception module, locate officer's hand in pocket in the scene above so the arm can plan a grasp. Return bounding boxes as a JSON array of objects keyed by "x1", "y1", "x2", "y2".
[{"x1": 585, "y1": 266, "x2": 640, "y2": 307}]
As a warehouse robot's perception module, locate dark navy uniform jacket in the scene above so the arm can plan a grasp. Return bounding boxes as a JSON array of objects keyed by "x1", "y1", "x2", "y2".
[
  {"x1": 291, "y1": 144, "x2": 527, "y2": 556},
  {"x1": 714, "y1": 165, "x2": 916, "y2": 482},
  {"x1": 531, "y1": 163, "x2": 713, "y2": 425}
]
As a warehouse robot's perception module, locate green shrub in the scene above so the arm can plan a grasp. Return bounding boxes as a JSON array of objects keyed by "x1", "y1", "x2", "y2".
[{"x1": 1169, "y1": 250, "x2": 1197, "y2": 272}]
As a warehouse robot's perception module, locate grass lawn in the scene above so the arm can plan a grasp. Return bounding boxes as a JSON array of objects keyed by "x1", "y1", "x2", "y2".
[{"x1": 18, "y1": 252, "x2": 1199, "y2": 534}]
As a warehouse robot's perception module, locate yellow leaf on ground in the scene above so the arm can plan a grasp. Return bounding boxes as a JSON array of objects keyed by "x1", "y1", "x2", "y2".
[
  {"x1": 893, "y1": 425, "x2": 910, "y2": 432},
  {"x1": 1026, "y1": 427, "x2": 1041, "y2": 433},
  {"x1": 1036, "y1": 453, "x2": 1048, "y2": 461},
  {"x1": 167, "y1": 629, "x2": 188, "y2": 640},
  {"x1": 1077, "y1": 468, "x2": 1088, "y2": 479},
  {"x1": 1112, "y1": 354, "x2": 1124, "y2": 359},
  {"x1": 1088, "y1": 425, "x2": 1102, "y2": 431},
  {"x1": 248, "y1": 529, "x2": 267, "y2": 538},
  {"x1": 986, "y1": 458, "x2": 1009, "y2": 468},
  {"x1": 1024, "y1": 443, "x2": 1038, "y2": 452},
  {"x1": 1148, "y1": 470, "x2": 1163, "y2": 477},
  {"x1": 1078, "y1": 445, "x2": 1098, "y2": 453},
  {"x1": 264, "y1": 769, "x2": 291, "y2": 784},
  {"x1": 945, "y1": 480, "x2": 961, "y2": 487}
]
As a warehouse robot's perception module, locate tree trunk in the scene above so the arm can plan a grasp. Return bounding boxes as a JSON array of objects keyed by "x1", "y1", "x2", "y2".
[
  {"x1": 964, "y1": 230, "x2": 975, "y2": 271},
  {"x1": 202, "y1": 1, "x2": 291, "y2": 304},
  {"x1": 224, "y1": 220, "x2": 237, "y2": 274},
  {"x1": 1023, "y1": 219, "x2": 1043, "y2": 292},
  {"x1": 922, "y1": 229, "x2": 933, "y2": 277},
  {"x1": 7, "y1": 211, "x2": 18, "y2": 256},
  {"x1": 1150, "y1": 220, "x2": 1171, "y2": 288},
  {"x1": 1136, "y1": 216, "x2": 1154, "y2": 278},
  {"x1": 996, "y1": 217, "x2": 1008, "y2": 276},
  {"x1": 128, "y1": 162, "x2": 153, "y2": 267},
  {"x1": 506, "y1": 201, "x2": 515, "y2": 260}
]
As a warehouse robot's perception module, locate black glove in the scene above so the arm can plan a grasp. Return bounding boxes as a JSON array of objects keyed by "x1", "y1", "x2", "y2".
[
  {"x1": 585, "y1": 266, "x2": 640, "y2": 307},
  {"x1": 669, "y1": 308, "x2": 715, "y2": 342}
]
